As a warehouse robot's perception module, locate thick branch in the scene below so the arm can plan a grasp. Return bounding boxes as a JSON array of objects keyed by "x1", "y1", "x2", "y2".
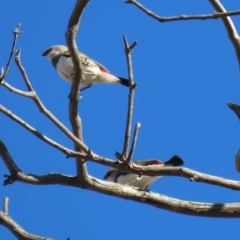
[
  {"x1": 3, "y1": 168, "x2": 240, "y2": 218},
  {"x1": 1, "y1": 140, "x2": 240, "y2": 217},
  {"x1": 0, "y1": 212, "x2": 52, "y2": 240},
  {"x1": 209, "y1": 0, "x2": 240, "y2": 68},
  {"x1": 87, "y1": 155, "x2": 240, "y2": 191},
  {"x1": 87, "y1": 177, "x2": 240, "y2": 218},
  {"x1": 2, "y1": 138, "x2": 240, "y2": 192},
  {"x1": 3, "y1": 169, "x2": 240, "y2": 218},
  {"x1": 65, "y1": 0, "x2": 89, "y2": 179}
]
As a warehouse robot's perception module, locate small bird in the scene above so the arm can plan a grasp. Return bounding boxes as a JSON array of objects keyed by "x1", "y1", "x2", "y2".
[
  {"x1": 42, "y1": 45, "x2": 129, "y2": 90},
  {"x1": 103, "y1": 155, "x2": 184, "y2": 190}
]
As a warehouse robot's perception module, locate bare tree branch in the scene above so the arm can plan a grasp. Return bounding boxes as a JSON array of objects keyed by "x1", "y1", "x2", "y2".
[
  {"x1": 0, "y1": 106, "x2": 86, "y2": 159},
  {"x1": 122, "y1": 36, "x2": 137, "y2": 158},
  {"x1": 65, "y1": 0, "x2": 90, "y2": 180},
  {"x1": 0, "y1": 198, "x2": 52, "y2": 240},
  {"x1": 1, "y1": 80, "x2": 33, "y2": 97},
  {"x1": 88, "y1": 154, "x2": 240, "y2": 191},
  {"x1": 87, "y1": 177, "x2": 240, "y2": 218},
  {"x1": 0, "y1": 140, "x2": 79, "y2": 187},
  {"x1": 209, "y1": 0, "x2": 240, "y2": 68},
  {"x1": 126, "y1": 0, "x2": 240, "y2": 22},
  {"x1": 0, "y1": 24, "x2": 22, "y2": 82},
  {"x1": 2, "y1": 1, "x2": 240, "y2": 226},
  {"x1": 2, "y1": 137, "x2": 240, "y2": 192},
  {"x1": 127, "y1": 121, "x2": 141, "y2": 162},
  {"x1": 3, "y1": 197, "x2": 9, "y2": 215},
  {"x1": 2, "y1": 140, "x2": 240, "y2": 217}
]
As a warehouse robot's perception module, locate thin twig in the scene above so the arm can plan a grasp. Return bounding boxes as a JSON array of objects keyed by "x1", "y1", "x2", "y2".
[
  {"x1": 2, "y1": 140, "x2": 240, "y2": 217},
  {"x1": 3, "y1": 197, "x2": 9, "y2": 215},
  {"x1": 0, "y1": 211, "x2": 52, "y2": 240},
  {"x1": 126, "y1": 0, "x2": 240, "y2": 22},
  {"x1": 127, "y1": 121, "x2": 141, "y2": 162},
  {"x1": 122, "y1": 36, "x2": 137, "y2": 158},
  {"x1": 15, "y1": 48, "x2": 34, "y2": 91},
  {"x1": 235, "y1": 149, "x2": 240, "y2": 173},
  {"x1": 0, "y1": 24, "x2": 22, "y2": 82},
  {"x1": 0, "y1": 106, "x2": 86, "y2": 159},
  {"x1": 1, "y1": 80, "x2": 33, "y2": 97},
  {"x1": 66, "y1": 0, "x2": 89, "y2": 179}
]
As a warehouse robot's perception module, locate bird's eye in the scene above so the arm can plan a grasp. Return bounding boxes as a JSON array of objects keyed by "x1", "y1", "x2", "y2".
[{"x1": 46, "y1": 47, "x2": 53, "y2": 54}]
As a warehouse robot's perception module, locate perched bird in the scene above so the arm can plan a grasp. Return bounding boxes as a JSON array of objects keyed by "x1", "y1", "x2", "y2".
[
  {"x1": 42, "y1": 45, "x2": 129, "y2": 90},
  {"x1": 103, "y1": 155, "x2": 184, "y2": 190}
]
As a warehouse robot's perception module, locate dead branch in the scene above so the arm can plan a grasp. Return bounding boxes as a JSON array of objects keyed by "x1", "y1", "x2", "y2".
[
  {"x1": 0, "y1": 24, "x2": 22, "y2": 82},
  {"x1": 0, "y1": 106, "x2": 86, "y2": 158},
  {"x1": 122, "y1": 36, "x2": 137, "y2": 158},
  {"x1": 209, "y1": 0, "x2": 240, "y2": 68},
  {"x1": 65, "y1": 0, "x2": 89, "y2": 179},
  {"x1": 1, "y1": 142, "x2": 240, "y2": 217},
  {"x1": 127, "y1": 121, "x2": 141, "y2": 162},
  {"x1": 126, "y1": 0, "x2": 240, "y2": 22},
  {"x1": 1, "y1": 139, "x2": 240, "y2": 193},
  {"x1": 1, "y1": 80, "x2": 33, "y2": 97},
  {"x1": 0, "y1": 197, "x2": 52, "y2": 240}
]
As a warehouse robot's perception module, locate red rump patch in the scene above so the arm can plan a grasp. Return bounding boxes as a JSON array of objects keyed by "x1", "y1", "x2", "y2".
[
  {"x1": 152, "y1": 161, "x2": 163, "y2": 165},
  {"x1": 99, "y1": 67, "x2": 109, "y2": 73},
  {"x1": 99, "y1": 67, "x2": 117, "y2": 77}
]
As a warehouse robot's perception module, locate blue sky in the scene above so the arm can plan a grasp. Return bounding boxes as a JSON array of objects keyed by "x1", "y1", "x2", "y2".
[{"x1": 1, "y1": 0, "x2": 240, "y2": 239}]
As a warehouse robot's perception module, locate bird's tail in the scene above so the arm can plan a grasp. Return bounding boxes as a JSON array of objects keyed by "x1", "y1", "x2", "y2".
[
  {"x1": 164, "y1": 155, "x2": 184, "y2": 166},
  {"x1": 118, "y1": 77, "x2": 130, "y2": 87}
]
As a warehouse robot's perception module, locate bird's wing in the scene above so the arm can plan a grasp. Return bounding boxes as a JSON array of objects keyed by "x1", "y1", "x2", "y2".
[
  {"x1": 62, "y1": 50, "x2": 71, "y2": 58},
  {"x1": 92, "y1": 59, "x2": 110, "y2": 73},
  {"x1": 81, "y1": 53, "x2": 110, "y2": 73}
]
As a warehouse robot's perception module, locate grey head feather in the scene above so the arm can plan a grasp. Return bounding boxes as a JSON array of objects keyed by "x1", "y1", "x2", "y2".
[{"x1": 51, "y1": 51, "x2": 70, "y2": 68}]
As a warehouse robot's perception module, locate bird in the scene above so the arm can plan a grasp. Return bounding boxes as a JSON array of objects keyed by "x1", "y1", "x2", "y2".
[
  {"x1": 103, "y1": 155, "x2": 184, "y2": 190},
  {"x1": 42, "y1": 45, "x2": 129, "y2": 90}
]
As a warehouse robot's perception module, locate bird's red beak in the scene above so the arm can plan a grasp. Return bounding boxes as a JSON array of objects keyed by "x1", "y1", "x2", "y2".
[
  {"x1": 41, "y1": 51, "x2": 47, "y2": 57},
  {"x1": 42, "y1": 47, "x2": 52, "y2": 57}
]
